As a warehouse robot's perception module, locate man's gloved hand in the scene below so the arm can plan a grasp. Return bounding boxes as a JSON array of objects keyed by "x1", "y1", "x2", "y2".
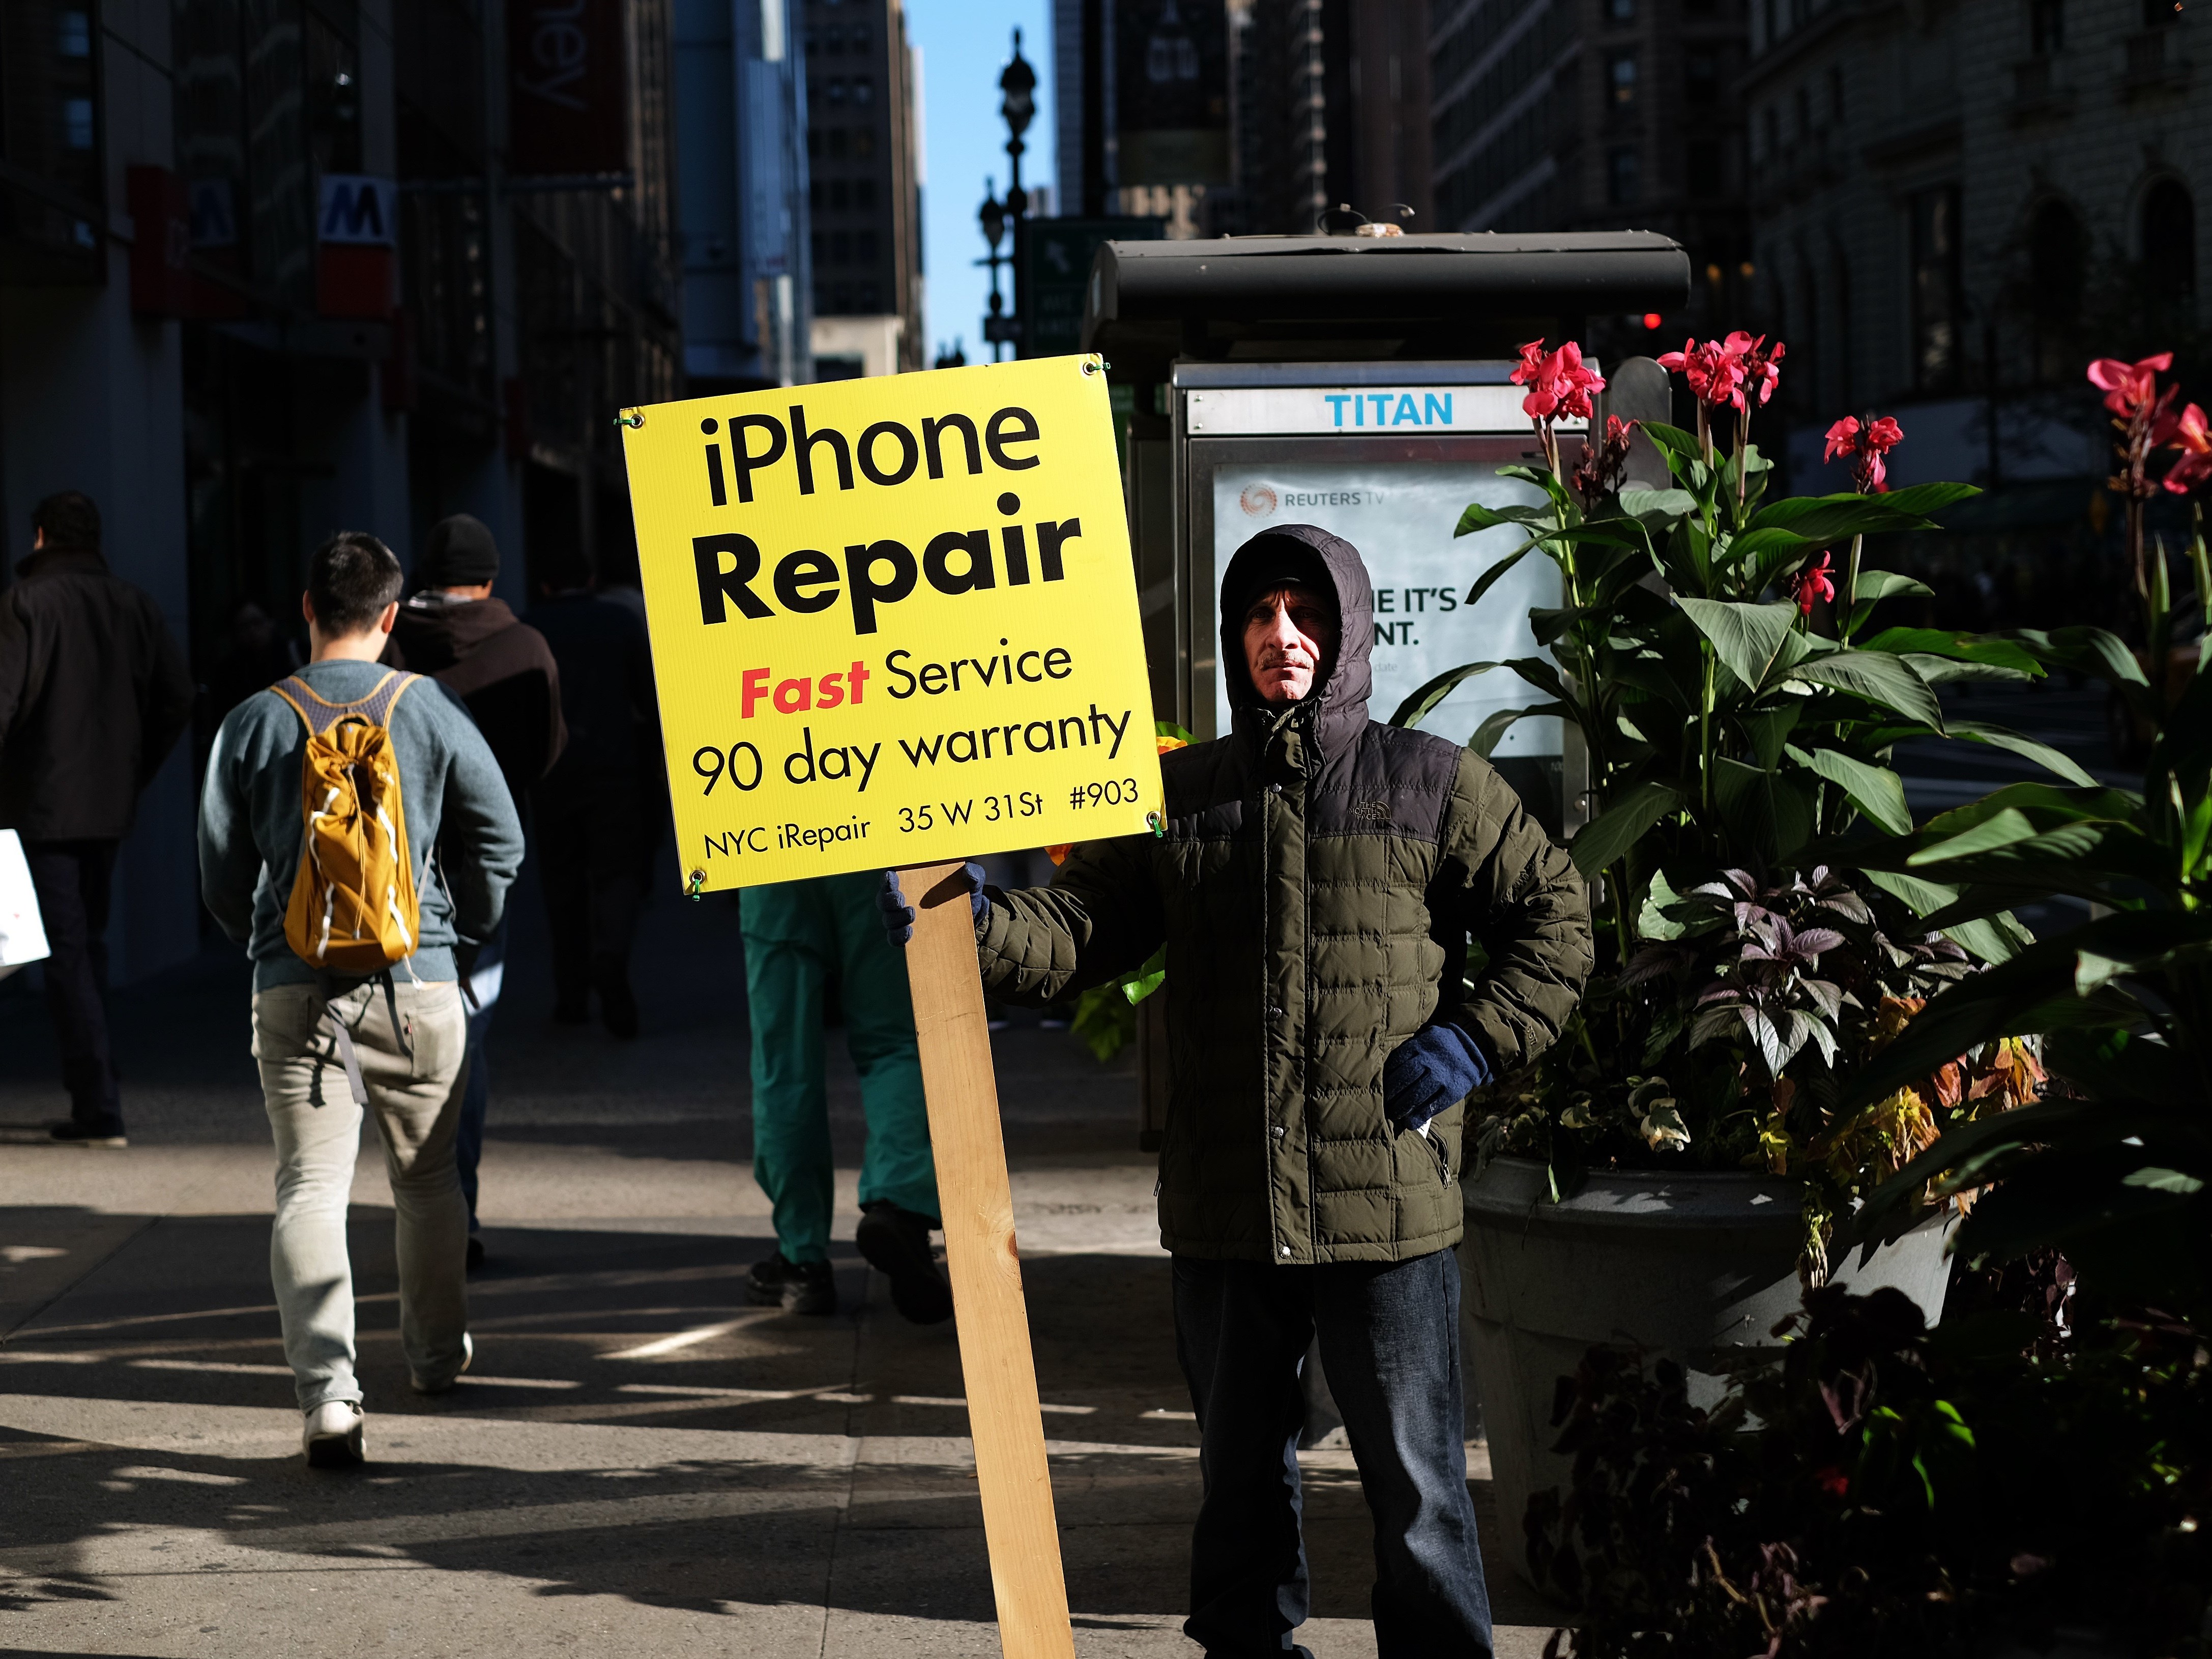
[
  {"x1": 1382, "y1": 1021, "x2": 1493, "y2": 1134},
  {"x1": 877, "y1": 863, "x2": 987, "y2": 946}
]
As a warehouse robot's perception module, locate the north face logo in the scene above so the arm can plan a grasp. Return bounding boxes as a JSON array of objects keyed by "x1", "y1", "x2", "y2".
[{"x1": 1352, "y1": 799, "x2": 1391, "y2": 822}]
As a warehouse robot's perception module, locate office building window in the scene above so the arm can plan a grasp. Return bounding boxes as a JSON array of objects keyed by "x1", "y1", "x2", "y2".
[
  {"x1": 855, "y1": 178, "x2": 877, "y2": 209},
  {"x1": 2030, "y1": 0, "x2": 2064, "y2": 51},
  {"x1": 1909, "y1": 185, "x2": 1963, "y2": 391},
  {"x1": 2143, "y1": 179, "x2": 2197, "y2": 303},
  {"x1": 830, "y1": 230, "x2": 851, "y2": 263},
  {"x1": 1688, "y1": 138, "x2": 1723, "y2": 195},
  {"x1": 859, "y1": 282, "x2": 881, "y2": 310},
  {"x1": 853, "y1": 76, "x2": 874, "y2": 105},
  {"x1": 1609, "y1": 52, "x2": 1638, "y2": 105},
  {"x1": 829, "y1": 178, "x2": 850, "y2": 210},
  {"x1": 857, "y1": 229, "x2": 878, "y2": 261},
  {"x1": 1608, "y1": 146, "x2": 1641, "y2": 203}
]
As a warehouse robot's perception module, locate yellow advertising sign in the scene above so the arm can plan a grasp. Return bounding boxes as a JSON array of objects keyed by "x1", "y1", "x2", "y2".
[{"x1": 621, "y1": 354, "x2": 1162, "y2": 891}]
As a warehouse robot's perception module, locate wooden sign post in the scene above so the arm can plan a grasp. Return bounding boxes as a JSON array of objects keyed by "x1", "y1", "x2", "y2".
[{"x1": 900, "y1": 860, "x2": 1077, "y2": 1659}]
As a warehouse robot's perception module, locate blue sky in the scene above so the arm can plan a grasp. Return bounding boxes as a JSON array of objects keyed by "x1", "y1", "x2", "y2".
[{"x1": 906, "y1": 0, "x2": 1056, "y2": 365}]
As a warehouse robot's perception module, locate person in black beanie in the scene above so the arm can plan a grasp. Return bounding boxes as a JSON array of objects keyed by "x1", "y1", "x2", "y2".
[{"x1": 383, "y1": 514, "x2": 566, "y2": 1266}]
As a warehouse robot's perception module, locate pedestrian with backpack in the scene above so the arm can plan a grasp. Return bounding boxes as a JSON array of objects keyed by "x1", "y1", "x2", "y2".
[{"x1": 197, "y1": 532, "x2": 524, "y2": 1467}]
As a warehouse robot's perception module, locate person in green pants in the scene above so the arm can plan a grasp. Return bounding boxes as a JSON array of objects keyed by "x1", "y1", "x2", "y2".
[{"x1": 741, "y1": 871, "x2": 953, "y2": 1322}]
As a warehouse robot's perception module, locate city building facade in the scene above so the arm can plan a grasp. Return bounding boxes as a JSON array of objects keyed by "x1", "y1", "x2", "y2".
[
  {"x1": 0, "y1": 0, "x2": 680, "y2": 981},
  {"x1": 1428, "y1": 0, "x2": 1752, "y2": 350},
  {"x1": 802, "y1": 0, "x2": 923, "y2": 373},
  {"x1": 1741, "y1": 0, "x2": 2205, "y2": 522},
  {"x1": 675, "y1": 0, "x2": 813, "y2": 393}
]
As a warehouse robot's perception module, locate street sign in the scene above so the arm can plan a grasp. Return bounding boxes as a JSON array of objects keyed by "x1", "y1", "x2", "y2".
[
  {"x1": 1018, "y1": 218, "x2": 1162, "y2": 359},
  {"x1": 621, "y1": 354, "x2": 1162, "y2": 893}
]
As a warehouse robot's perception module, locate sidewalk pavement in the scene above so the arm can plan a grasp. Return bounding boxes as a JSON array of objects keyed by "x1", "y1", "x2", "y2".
[{"x1": 0, "y1": 867, "x2": 1560, "y2": 1657}]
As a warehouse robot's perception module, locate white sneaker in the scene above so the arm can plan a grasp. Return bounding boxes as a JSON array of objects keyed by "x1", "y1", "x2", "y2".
[
  {"x1": 303, "y1": 1400, "x2": 365, "y2": 1468},
  {"x1": 410, "y1": 1330, "x2": 473, "y2": 1395}
]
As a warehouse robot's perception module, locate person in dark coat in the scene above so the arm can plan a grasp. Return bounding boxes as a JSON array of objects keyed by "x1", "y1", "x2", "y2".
[
  {"x1": 882, "y1": 525, "x2": 1593, "y2": 1657},
  {"x1": 525, "y1": 543, "x2": 660, "y2": 1038},
  {"x1": 0, "y1": 491, "x2": 194, "y2": 1146},
  {"x1": 382, "y1": 514, "x2": 565, "y2": 1261}
]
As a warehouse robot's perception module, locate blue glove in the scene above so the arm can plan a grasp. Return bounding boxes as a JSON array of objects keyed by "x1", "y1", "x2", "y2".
[
  {"x1": 877, "y1": 863, "x2": 986, "y2": 946},
  {"x1": 1382, "y1": 1021, "x2": 1492, "y2": 1134}
]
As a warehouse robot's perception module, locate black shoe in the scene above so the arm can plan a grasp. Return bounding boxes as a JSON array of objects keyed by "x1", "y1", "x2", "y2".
[
  {"x1": 49, "y1": 1119, "x2": 127, "y2": 1148},
  {"x1": 467, "y1": 1235, "x2": 485, "y2": 1272},
  {"x1": 746, "y1": 1253, "x2": 838, "y2": 1316},
  {"x1": 855, "y1": 1202, "x2": 954, "y2": 1325},
  {"x1": 599, "y1": 978, "x2": 639, "y2": 1040}
]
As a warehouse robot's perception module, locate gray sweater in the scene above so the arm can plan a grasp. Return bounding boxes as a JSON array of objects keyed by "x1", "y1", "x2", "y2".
[{"x1": 198, "y1": 659, "x2": 525, "y2": 991}]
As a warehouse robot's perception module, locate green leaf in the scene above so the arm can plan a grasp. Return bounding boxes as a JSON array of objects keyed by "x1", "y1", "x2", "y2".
[
  {"x1": 1712, "y1": 758, "x2": 1817, "y2": 864},
  {"x1": 1852, "y1": 570, "x2": 1936, "y2": 604},
  {"x1": 1569, "y1": 780, "x2": 1687, "y2": 880},
  {"x1": 1390, "y1": 661, "x2": 1499, "y2": 729},
  {"x1": 1861, "y1": 867, "x2": 1959, "y2": 917},
  {"x1": 1453, "y1": 501, "x2": 1551, "y2": 537},
  {"x1": 1461, "y1": 546, "x2": 1533, "y2": 609},
  {"x1": 1617, "y1": 486, "x2": 1697, "y2": 525},
  {"x1": 1908, "y1": 807, "x2": 2042, "y2": 864},
  {"x1": 1118, "y1": 946, "x2": 1168, "y2": 1005},
  {"x1": 1677, "y1": 597, "x2": 1800, "y2": 693},
  {"x1": 1740, "y1": 705, "x2": 1804, "y2": 771},
  {"x1": 1788, "y1": 744, "x2": 1913, "y2": 835},
  {"x1": 1720, "y1": 526, "x2": 1814, "y2": 568},
  {"x1": 1861, "y1": 628, "x2": 2044, "y2": 676},
  {"x1": 1943, "y1": 914, "x2": 2028, "y2": 965},
  {"x1": 2120, "y1": 1167, "x2": 2206, "y2": 1195},
  {"x1": 1639, "y1": 422, "x2": 1703, "y2": 467},
  {"x1": 1468, "y1": 704, "x2": 1557, "y2": 759},
  {"x1": 1876, "y1": 481, "x2": 1982, "y2": 518},
  {"x1": 1946, "y1": 722, "x2": 2099, "y2": 788},
  {"x1": 2014, "y1": 626, "x2": 2148, "y2": 688},
  {"x1": 1787, "y1": 650, "x2": 1946, "y2": 732}
]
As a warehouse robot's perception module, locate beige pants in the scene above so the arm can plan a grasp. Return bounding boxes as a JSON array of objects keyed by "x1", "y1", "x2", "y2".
[{"x1": 253, "y1": 978, "x2": 471, "y2": 1410}]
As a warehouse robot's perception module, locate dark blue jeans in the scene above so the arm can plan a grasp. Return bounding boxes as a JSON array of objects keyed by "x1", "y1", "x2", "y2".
[
  {"x1": 454, "y1": 921, "x2": 505, "y2": 1232},
  {"x1": 1172, "y1": 1248, "x2": 1493, "y2": 1658}
]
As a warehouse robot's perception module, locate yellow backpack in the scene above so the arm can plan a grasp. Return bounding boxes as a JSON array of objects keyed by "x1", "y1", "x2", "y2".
[{"x1": 270, "y1": 671, "x2": 422, "y2": 974}]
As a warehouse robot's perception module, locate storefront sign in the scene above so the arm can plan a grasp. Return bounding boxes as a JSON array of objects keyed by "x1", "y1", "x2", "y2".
[
  {"x1": 508, "y1": 0, "x2": 629, "y2": 176},
  {"x1": 622, "y1": 354, "x2": 1162, "y2": 890},
  {"x1": 1186, "y1": 383, "x2": 1579, "y2": 436}
]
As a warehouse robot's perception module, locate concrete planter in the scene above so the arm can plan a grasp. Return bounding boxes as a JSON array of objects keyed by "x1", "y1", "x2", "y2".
[{"x1": 1458, "y1": 1155, "x2": 1955, "y2": 1583}]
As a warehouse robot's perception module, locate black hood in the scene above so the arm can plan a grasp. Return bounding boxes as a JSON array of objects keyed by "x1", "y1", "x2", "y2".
[{"x1": 1217, "y1": 522, "x2": 1374, "y2": 763}]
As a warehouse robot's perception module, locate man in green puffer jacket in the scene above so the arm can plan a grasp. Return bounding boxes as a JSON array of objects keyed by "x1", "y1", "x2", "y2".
[{"x1": 881, "y1": 523, "x2": 1592, "y2": 1657}]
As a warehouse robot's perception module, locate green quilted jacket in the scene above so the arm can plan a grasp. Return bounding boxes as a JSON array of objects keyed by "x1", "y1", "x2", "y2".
[{"x1": 977, "y1": 523, "x2": 1592, "y2": 1263}]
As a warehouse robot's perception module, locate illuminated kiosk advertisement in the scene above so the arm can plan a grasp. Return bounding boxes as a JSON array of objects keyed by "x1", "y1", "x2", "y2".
[{"x1": 1180, "y1": 368, "x2": 1572, "y2": 827}]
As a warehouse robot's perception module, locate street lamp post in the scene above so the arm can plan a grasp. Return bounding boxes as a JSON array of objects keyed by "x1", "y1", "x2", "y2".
[
  {"x1": 977, "y1": 179, "x2": 1011, "y2": 362},
  {"x1": 978, "y1": 30, "x2": 1036, "y2": 360}
]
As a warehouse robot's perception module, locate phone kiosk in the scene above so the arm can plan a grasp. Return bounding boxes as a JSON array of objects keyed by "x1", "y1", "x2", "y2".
[{"x1": 1082, "y1": 230, "x2": 1689, "y2": 1150}]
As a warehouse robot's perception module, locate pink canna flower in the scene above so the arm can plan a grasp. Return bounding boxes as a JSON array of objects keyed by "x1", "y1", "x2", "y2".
[
  {"x1": 2167, "y1": 402, "x2": 2212, "y2": 494},
  {"x1": 1824, "y1": 413, "x2": 1904, "y2": 494},
  {"x1": 1734, "y1": 334, "x2": 1786, "y2": 409},
  {"x1": 1789, "y1": 549, "x2": 1837, "y2": 616},
  {"x1": 1656, "y1": 337, "x2": 1744, "y2": 410},
  {"x1": 1510, "y1": 337, "x2": 1607, "y2": 421},
  {"x1": 2088, "y1": 354, "x2": 2177, "y2": 426}
]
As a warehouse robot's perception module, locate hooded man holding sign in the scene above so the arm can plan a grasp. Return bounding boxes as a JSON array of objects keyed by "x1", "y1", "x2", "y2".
[{"x1": 883, "y1": 523, "x2": 1592, "y2": 1657}]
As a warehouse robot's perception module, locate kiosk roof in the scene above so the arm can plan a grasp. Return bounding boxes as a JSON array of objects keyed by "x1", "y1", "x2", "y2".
[{"x1": 1083, "y1": 231, "x2": 1691, "y2": 381}]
